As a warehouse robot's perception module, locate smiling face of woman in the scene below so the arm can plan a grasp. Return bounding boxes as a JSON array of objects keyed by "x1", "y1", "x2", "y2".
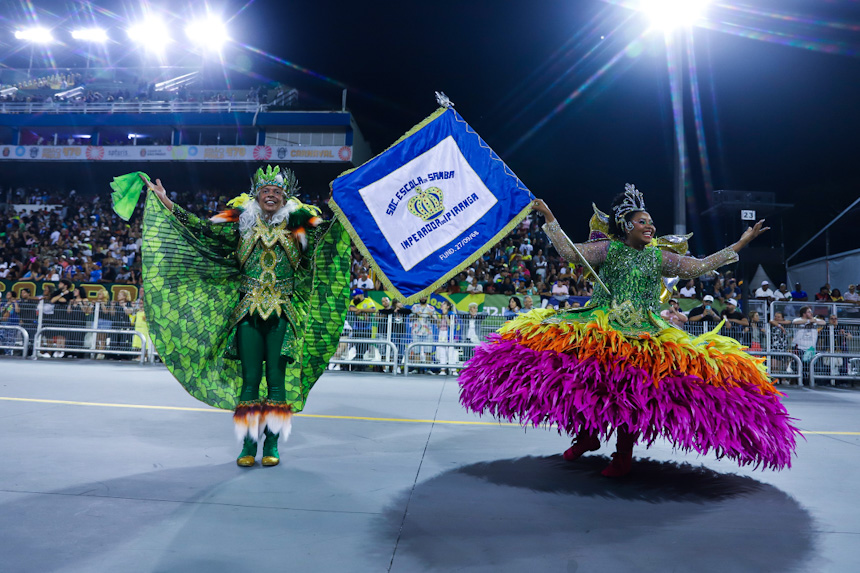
[{"x1": 624, "y1": 211, "x2": 655, "y2": 249}]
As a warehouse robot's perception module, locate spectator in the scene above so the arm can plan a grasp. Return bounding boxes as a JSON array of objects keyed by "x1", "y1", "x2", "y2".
[
  {"x1": 410, "y1": 297, "x2": 436, "y2": 370},
  {"x1": 113, "y1": 290, "x2": 135, "y2": 357},
  {"x1": 533, "y1": 249, "x2": 548, "y2": 280},
  {"x1": 518, "y1": 238, "x2": 533, "y2": 256},
  {"x1": 379, "y1": 299, "x2": 410, "y2": 372},
  {"x1": 549, "y1": 278, "x2": 570, "y2": 309},
  {"x1": 687, "y1": 295, "x2": 721, "y2": 326},
  {"x1": 17, "y1": 288, "x2": 38, "y2": 346},
  {"x1": 537, "y1": 281, "x2": 552, "y2": 308},
  {"x1": 660, "y1": 298, "x2": 688, "y2": 329},
  {"x1": 791, "y1": 306, "x2": 825, "y2": 378},
  {"x1": 721, "y1": 278, "x2": 742, "y2": 302},
  {"x1": 815, "y1": 286, "x2": 832, "y2": 302},
  {"x1": 445, "y1": 278, "x2": 461, "y2": 294},
  {"x1": 679, "y1": 279, "x2": 697, "y2": 299},
  {"x1": 65, "y1": 287, "x2": 92, "y2": 355},
  {"x1": 720, "y1": 298, "x2": 749, "y2": 337},
  {"x1": 464, "y1": 268, "x2": 477, "y2": 285},
  {"x1": 352, "y1": 269, "x2": 374, "y2": 291},
  {"x1": 754, "y1": 280, "x2": 775, "y2": 303},
  {"x1": 462, "y1": 302, "x2": 487, "y2": 360},
  {"x1": 773, "y1": 283, "x2": 792, "y2": 302},
  {"x1": 47, "y1": 278, "x2": 74, "y2": 358},
  {"x1": 0, "y1": 291, "x2": 21, "y2": 354},
  {"x1": 830, "y1": 314, "x2": 853, "y2": 351},
  {"x1": 746, "y1": 311, "x2": 765, "y2": 351},
  {"x1": 769, "y1": 311, "x2": 791, "y2": 378},
  {"x1": 129, "y1": 299, "x2": 151, "y2": 359},
  {"x1": 521, "y1": 295, "x2": 535, "y2": 313},
  {"x1": 348, "y1": 289, "x2": 378, "y2": 362},
  {"x1": 830, "y1": 288, "x2": 844, "y2": 303},
  {"x1": 844, "y1": 284, "x2": 860, "y2": 304},
  {"x1": 503, "y1": 296, "x2": 523, "y2": 318},
  {"x1": 89, "y1": 262, "x2": 103, "y2": 283},
  {"x1": 436, "y1": 300, "x2": 457, "y2": 375},
  {"x1": 466, "y1": 277, "x2": 483, "y2": 294},
  {"x1": 790, "y1": 283, "x2": 808, "y2": 301}
]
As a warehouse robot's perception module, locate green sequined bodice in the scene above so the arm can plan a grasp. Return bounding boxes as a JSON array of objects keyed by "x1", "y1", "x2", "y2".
[
  {"x1": 590, "y1": 241, "x2": 663, "y2": 312},
  {"x1": 230, "y1": 218, "x2": 302, "y2": 329}
]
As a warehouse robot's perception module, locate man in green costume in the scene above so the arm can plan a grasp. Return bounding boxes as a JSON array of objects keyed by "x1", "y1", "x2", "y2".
[{"x1": 132, "y1": 166, "x2": 351, "y2": 467}]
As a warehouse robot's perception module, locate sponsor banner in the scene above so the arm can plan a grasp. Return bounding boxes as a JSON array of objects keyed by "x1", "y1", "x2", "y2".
[
  {"x1": 0, "y1": 145, "x2": 353, "y2": 163},
  {"x1": 1, "y1": 279, "x2": 139, "y2": 301},
  {"x1": 330, "y1": 107, "x2": 534, "y2": 303}
]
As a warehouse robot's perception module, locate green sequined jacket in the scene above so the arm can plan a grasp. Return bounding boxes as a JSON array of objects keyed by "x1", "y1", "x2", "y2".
[{"x1": 542, "y1": 220, "x2": 738, "y2": 334}]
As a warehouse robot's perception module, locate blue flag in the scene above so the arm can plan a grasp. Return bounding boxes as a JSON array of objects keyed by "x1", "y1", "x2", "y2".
[{"x1": 329, "y1": 106, "x2": 534, "y2": 303}]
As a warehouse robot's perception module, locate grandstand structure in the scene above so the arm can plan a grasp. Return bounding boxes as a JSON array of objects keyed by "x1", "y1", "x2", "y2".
[{"x1": 0, "y1": 66, "x2": 371, "y2": 168}]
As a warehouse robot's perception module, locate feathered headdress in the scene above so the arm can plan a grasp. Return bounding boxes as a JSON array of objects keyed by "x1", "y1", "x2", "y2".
[
  {"x1": 211, "y1": 164, "x2": 300, "y2": 223},
  {"x1": 209, "y1": 165, "x2": 322, "y2": 250},
  {"x1": 250, "y1": 164, "x2": 298, "y2": 198}
]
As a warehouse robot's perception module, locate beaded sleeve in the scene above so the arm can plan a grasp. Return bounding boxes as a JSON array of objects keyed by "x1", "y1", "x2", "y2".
[
  {"x1": 661, "y1": 247, "x2": 738, "y2": 279},
  {"x1": 542, "y1": 220, "x2": 609, "y2": 268}
]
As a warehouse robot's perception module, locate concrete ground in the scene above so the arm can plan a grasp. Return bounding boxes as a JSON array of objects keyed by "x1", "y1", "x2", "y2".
[{"x1": 0, "y1": 358, "x2": 858, "y2": 572}]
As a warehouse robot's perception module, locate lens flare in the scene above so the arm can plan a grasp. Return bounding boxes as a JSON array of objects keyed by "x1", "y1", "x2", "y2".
[
  {"x1": 642, "y1": 0, "x2": 711, "y2": 32},
  {"x1": 505, "y1": 33, "x2": 647, "y2": 156},
  {"x1": 14, "y1": 27, "x2": 54, "y2": 43}
]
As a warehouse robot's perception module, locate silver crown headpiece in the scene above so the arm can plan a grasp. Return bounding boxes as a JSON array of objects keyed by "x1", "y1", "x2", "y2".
[{"x1": 612, "y1": 183, "x2": 647, "y2": 232}]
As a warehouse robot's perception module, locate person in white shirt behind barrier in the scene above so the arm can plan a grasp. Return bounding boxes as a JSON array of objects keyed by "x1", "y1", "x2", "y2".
[
  {"x1": 755, "y1": 280, "x2": 775, "y2": 303},
  {"x1": 791, "y1": 306, "x2": 825, "y2": 381},
  {"x1": 410, "y1": 297, "x2": 436, "y2": 369},
  {"x1": 843, "y1": 284, "x2": 859, "y2": 304},
  {"x1": 436, "y1": 300, "x2": 458, "y2": 375}
]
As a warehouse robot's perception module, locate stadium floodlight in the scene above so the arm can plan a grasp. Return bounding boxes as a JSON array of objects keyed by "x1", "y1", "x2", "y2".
[
  {"x1": 185, "y1": 17, "x2": 228, "y2": 51},
  {"x1": 71, "y1": 28, "x2": 108, "y2": 42},
  {"x1": 640, "y1": 0, "x2": 710, "y2": 32},
  {"x1": 14, "y1": 27, "x2": 54, "y2": 43},
  {"x1": 127, "y1": 18, "x2": 171, "y2": 49}
]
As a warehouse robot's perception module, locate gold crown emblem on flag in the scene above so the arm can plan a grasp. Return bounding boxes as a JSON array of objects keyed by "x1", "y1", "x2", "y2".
[{"x1": 407, "y1": 186, "x2": 445, "y2": 221}]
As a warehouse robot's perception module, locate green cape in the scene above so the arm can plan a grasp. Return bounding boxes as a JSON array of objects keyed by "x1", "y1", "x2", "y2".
[{"x1": 141, "y1": 192, "x2": 351, "y2": 411}]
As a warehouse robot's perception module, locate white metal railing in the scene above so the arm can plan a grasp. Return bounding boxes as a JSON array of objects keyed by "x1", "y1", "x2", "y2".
[
  {"x1": 0, "y1": 325, "x2": 29, "y2": 358},
  {"x1": 402, "y1": 341, "x2": 478, "y2": 377},
  {"x1": 328, "y1": 337, "x2": 398, "y2": 370},
  {"x1": 0, "y1": 101, "x2": 264, "y2": 114},
  {"x1": 808, "y1": 353, "x2": 860, "y2": 388},
  {"x1": 747, "y1": 351, "x2": 804, "y2": 386},
  {"x1": 33, "y1": 327, "x2": 146, "y2": 363}
]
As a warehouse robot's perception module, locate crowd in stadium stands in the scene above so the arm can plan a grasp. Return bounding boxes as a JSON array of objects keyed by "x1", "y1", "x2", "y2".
[
  {"x1": 3, "y1": 184, "x2": 859, "y2": 309},
  {"x1": 2, "y1": 184, "x2": 859, "y2": 365},
  {"x1": 0, "y1": 185, "x2": 332, "y2": 286}
]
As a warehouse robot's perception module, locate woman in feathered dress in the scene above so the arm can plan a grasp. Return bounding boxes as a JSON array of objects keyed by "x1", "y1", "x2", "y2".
[{"x1": 458, "y1": 184, "x2": 799, "y2": 477}]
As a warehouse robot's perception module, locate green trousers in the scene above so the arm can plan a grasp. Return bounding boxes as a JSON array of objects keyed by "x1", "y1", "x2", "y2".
[{"x1": 236, "y1": 314, "x2": 292, "y2": 402}]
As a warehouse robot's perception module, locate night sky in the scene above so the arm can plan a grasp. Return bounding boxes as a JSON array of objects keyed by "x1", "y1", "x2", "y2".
[{"x1": 3, "y1": 0, "x2": 859, "y2": 259}]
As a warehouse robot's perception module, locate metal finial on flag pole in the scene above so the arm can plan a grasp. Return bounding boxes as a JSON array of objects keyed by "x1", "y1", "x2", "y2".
[{"x1": 435, "y1": 91, "x2": 454, "y2": 108}]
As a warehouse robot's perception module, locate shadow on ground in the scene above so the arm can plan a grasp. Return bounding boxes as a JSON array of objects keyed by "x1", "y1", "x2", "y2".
[{"x1": 379, "y1": 455, "x2": 816, "y2": 573}]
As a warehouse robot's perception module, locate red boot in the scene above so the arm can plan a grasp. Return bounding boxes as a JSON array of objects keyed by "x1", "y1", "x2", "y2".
[
  {"x1": 601, "y1": 427, "x2": 637, "y2": 477},
  {"x1": 563, "y1": 430, "x2": 601, "y2": 461}
]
